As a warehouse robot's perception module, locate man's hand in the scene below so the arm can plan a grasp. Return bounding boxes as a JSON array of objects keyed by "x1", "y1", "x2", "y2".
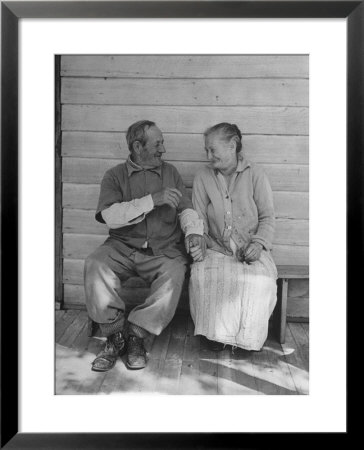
[
  {"x1": 152, "y1": 188, "x2": 182, "y2": 209},
  {"x1": 185, "y1": 234, "x2": 206, "y2": 262},
  {"x1": 243, "y1": 242, "x2": 263, "y2": 264}
]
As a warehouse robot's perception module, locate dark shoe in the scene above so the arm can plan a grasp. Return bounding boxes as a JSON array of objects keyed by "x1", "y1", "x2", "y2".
[
  {"x1": 201, "y1": 336, "x2": 226, "y2": 352},
  {"x1": 126, "y1": 336, "x2": 147, "y2": 370},
  {"x1": 91, "y1": 331, "x2": 126, "y2": 372}
]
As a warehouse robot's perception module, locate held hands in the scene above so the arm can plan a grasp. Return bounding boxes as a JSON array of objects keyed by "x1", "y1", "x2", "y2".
[
  {"x1": 238, "y1": 242, "x2": 263, "y2": 264},
  {"x1": 151, "y1": 188, "x2": 182, "y2": 209},
  {"x1": 185, "y1": 234, "x2": 206, "y2": 262}
]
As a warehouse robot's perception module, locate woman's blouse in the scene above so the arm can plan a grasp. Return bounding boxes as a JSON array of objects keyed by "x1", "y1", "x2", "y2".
[{"x1": 192, "y1": 157, "x2": 275, "y2": 256}]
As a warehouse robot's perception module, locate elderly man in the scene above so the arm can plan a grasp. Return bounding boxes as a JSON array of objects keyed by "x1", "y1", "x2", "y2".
[{"x1": 84, "y1": 120, "x2": 203, "y2": 371}]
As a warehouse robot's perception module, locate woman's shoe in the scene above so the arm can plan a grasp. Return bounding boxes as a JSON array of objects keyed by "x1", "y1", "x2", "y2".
[{"x1": 201, "y1": 336, "x2": 226, "y2": 352}]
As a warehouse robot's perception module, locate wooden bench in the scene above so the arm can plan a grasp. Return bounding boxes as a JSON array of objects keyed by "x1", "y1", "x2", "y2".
[
  {"x1": 274, "y1": 265, "x2": 309, "y2": 344},
  {"x1": 87, "y1": 263, "x2": 309, "y2": 345}
]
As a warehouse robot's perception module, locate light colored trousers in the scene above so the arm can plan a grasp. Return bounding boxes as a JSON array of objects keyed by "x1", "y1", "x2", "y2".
[{"x1": 84, "y1": 242, "x2": 187, "y2": 336}]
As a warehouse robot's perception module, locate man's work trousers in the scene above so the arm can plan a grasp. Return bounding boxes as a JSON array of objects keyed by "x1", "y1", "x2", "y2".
[{"x1": 84, "y1": 242, "x2": 187, "y2": 337}]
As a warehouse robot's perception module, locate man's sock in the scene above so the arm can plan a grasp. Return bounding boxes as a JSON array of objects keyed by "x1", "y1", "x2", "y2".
[
  {"x1": 98, "y1": 313, "x2": 125, "y2": 338},
  {"x1": 127, "y1": 322, "x2": 149, "y2": 339}
]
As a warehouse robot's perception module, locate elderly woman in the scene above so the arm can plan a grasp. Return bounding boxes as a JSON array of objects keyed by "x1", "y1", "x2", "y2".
[{"x1": 187, "y1": 123, "x2": 278, "y2": 351}]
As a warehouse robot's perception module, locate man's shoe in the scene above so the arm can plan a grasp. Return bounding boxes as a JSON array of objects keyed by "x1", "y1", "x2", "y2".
[
  {"x1": 91, "y1": 331, "x2": 126, "y2": 372},
  {"x1": 126, "y1": 336, "x2": 147, "y2": 370}
]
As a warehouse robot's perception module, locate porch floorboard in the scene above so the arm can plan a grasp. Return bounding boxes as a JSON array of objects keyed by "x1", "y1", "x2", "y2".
[{"x1": 56, "y1": 310, "x2": 309, "y2": 395}]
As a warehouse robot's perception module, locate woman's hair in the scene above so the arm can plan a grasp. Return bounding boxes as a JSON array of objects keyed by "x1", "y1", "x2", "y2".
[
  {"x1": 204, "y1": 122, "x2": 243, "y2": 154},
  {"x1": 126, "y1": 120, "x2": 156, "y2": 152}
]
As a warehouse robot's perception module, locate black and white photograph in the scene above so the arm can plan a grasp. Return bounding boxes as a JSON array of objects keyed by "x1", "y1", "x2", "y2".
[
  {"x1": 55, "y1": 54, "x2": 309, "y2": 395},
  {"x1": 2, "y1": 0, "x2": 356, "y2": 442}
]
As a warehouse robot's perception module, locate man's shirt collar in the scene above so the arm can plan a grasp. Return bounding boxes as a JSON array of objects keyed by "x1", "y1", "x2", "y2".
[{"x1": 126, "y1": 156, "x2": 163, "y2": 177}]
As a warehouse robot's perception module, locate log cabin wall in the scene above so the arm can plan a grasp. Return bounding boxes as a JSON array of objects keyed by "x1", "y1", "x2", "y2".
[{"x1": 59, "y1": 55, "x2": 309, "y2": 320}]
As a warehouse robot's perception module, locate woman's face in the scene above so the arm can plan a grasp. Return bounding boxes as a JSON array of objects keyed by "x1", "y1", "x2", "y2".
[{"x1": 204, "y1": 132, "x2": 237, "y2": 173}]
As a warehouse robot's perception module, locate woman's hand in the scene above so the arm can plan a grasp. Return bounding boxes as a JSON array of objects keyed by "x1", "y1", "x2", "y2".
[{"x1": 243, "y1": 242, "x2": 263, "y2": 263}]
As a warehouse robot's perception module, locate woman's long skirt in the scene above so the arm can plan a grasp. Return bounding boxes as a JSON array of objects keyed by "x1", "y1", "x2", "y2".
[{"x1": 189, "y1": 249, "x2": 278, "y2": 351}]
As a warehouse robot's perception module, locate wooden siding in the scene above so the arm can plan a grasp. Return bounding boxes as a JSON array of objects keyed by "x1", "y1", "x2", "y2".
[
  {"x1": 62, "y1": 105, "x2": 308, "y2": 135},
  {"x1": 55, "y1": 56, "x2": 63, "y2": 308},
  {"x1": 61, "y1": 78, "x2": 308, "y2": 106},
  {"x1": 63, "y1": 210, "x2": 309, "y2": 245},
  {"x1": 63, "y1": 184, "x2": 309, "y2": 218},
  {"x1": 61, "y1": 55, "x2": 309, "y2": 78},
  {"x1": 60, "y1": 55, "x2": 309, "y2": 316},
  {"x1": 62, "y1": 132, "x2": 308, "y2": 164},
  {"x1": 63, "y1": 158, "x2": 309, "y2": 191}
]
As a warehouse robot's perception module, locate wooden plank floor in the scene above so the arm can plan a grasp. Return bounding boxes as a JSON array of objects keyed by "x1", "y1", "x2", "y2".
[{"x1": 55, "y1": 310, "x2": 309, "y2": 395}]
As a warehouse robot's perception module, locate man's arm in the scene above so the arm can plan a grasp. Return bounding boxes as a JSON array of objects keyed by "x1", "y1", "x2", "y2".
[
  {"x1": 179, "y1": 209, "x2": 204, "y2": 237},
  {"x1": 180, "y1": 209, "x2": 205, "y2": 261},
  {"x1": 98, "y1": 169, "x2": 185, "y2": 228},
  {"x1": 172, "y1": 167, "x2": 204, "y2": 237},
  {"x1": 168, "y1": 165, "x2": 205, "y2": 259},
  {"x1": 95, "y1": 169, "x2": 154, "y2": 229},
  {"x1": 101, "y1": 194, "x2": 154, "y2": 229},
  {"x1": 102, "y1": 187, "x2": 185, "y2": 229}
]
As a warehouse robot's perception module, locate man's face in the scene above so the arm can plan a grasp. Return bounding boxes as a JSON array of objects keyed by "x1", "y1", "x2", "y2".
[{"x1": 136, "y1": 126, "x2": 166, "y2": 169}]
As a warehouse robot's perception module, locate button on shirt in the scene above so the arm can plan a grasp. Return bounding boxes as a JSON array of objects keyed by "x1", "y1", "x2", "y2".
[{"x1": 192, "y1": 157, "x2": 275, "y2": 256}]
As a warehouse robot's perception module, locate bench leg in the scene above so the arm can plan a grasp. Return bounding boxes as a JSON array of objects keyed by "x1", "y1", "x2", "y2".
[
  {"x1": 274, "y1": 278, "x2": 289, "y2": 344},
  {"x1": 87, "y1": 316, "x2": 97, "y2": 337}
]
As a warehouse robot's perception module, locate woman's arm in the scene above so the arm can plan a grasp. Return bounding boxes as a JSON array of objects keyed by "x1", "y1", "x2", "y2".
[
  {"x1": 251, "y1": 166, "x2": 275, "y2": 250},
  {"x1": 192, "y1": 172, "x2": 211, "y2": 239}
]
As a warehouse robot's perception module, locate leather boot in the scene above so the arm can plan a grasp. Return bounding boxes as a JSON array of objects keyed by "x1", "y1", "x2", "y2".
[
  {"x1": 126, "y1": 335, "x2": 147, "y2": 370},
  {"x1": 91, "y1": 331, "x2": 126, "y2": 372}
]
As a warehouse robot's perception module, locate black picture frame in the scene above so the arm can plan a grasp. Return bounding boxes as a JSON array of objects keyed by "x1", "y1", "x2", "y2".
[{"x1": 1, "y1": 1, "x2": 359, "y2": 447}]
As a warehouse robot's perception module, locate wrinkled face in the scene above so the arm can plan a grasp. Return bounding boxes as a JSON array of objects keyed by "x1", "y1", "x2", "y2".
[
  {"x1": 135, "y1": 126, "x2": 166, "y2": 168},
  {"x1": 204, "y1": 131, "x2": 237, "y2": 172}
]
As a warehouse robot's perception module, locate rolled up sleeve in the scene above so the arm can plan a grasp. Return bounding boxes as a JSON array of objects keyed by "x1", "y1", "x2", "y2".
[
  {"x1": 101, "y1": 194, "x2": 154, "y2": 229},
  {"x1": 96, "y1": 169, "x2": 154, "y2": 228},
  {"x1": 179, "y1": 208, "x2": 204, "y2": 236}
]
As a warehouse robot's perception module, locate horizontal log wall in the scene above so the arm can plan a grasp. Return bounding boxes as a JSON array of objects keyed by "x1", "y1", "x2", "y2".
[{"x1": 60, "y1": 55, "x2": 309, "y2": 318}]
